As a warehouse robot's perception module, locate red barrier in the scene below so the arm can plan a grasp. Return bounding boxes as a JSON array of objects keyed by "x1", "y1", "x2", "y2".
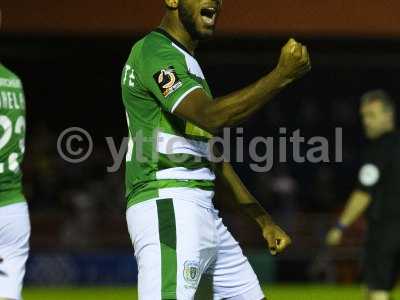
[{"x1": 2, "y1": 0, "x2": 400, "y2": 36}]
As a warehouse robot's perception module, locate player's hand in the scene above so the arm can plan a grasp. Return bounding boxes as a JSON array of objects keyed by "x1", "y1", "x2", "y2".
[
  {"x1": 275, "y1": 38, "x2": 311, "y2": 85},
  {"x1": 325, "y1": 228, "x2": 343, "y2": 246},
  {"x1": 262, "y1": 223, "x2": 292, "y2": 255}
]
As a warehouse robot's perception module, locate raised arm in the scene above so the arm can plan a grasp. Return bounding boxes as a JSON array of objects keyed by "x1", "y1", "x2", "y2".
[{"x1": 175, "y1": 38, "x2": 311, "y2": 134}]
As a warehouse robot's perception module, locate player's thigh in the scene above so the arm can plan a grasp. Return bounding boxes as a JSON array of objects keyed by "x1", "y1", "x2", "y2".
[
  {"x1": 0, "y1": 203, "x2": 30, "y2": 300},
  {"x1": 208, "y1": 213, "x2": 264, "y2": 300},
  {"x1": 127, "y1": 198, "x2": 217, "y2": 300},
  {"x1": 127, "y1": 200, "x2": 162, "y2": 300}
]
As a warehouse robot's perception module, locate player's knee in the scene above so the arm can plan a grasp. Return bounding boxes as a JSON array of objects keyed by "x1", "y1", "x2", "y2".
[{"x1": 368, "y1": 290, "x2": 390, "y2": 300}]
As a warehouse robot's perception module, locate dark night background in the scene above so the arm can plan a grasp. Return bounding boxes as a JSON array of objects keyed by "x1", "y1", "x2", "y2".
[{"x1": 1, "y1": 0, "x2": 400, "y2": 287}]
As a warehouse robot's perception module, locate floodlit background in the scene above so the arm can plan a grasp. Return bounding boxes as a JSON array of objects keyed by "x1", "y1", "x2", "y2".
[{"x1": 1, "y1": 0, "x2": 400, "y2": 299}]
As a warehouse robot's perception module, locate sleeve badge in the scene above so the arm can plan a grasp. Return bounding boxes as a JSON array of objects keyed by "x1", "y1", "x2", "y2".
[{"x1": 153, "y1": 66, "x2": 183, "y2": 97}]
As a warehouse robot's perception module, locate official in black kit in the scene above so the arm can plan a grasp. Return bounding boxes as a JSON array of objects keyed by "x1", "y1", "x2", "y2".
[{"x1": 326, "y1": 90, "x2": 400, "y2": 300}]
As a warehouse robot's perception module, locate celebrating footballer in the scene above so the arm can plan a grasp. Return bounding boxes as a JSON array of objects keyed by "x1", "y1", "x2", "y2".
[{"x1": 121, "y1": 0, "x2": 311, "y2": 299}]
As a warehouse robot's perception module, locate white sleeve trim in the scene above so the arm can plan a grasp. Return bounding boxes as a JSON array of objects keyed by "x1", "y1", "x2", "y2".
[{"x1": 170, "y1": 85, "x2": 203, "y2": 113}]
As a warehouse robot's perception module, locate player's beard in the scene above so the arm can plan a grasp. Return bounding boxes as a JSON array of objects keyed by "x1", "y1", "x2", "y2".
[{"x1": 178, "y1": 2, "x2": 203, "y2": 41}]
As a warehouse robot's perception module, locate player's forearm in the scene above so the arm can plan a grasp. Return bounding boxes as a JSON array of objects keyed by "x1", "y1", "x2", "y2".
[
  {"x1": 217, "y1": 161, "x2": 274, "y2": 228},
  {"x1": 242, "y1": 202, "x2": 275, "y2": 228},
  {"x1": 175, "y1": 39, "x2": 310, "y2": 135},
  {"x1": 338, "y1": 189, "x2": 371, "y2": 227},
  {"x1": 203, "y1": 68, "x2": 290, "y2": 131}
]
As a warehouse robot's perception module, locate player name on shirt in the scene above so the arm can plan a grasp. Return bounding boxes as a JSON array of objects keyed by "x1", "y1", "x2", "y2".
[{"x1": 0, "y1": 91, "x2": 25, "y2": 110}]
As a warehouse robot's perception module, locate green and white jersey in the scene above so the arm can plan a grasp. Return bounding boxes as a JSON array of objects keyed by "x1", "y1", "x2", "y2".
[
  {"x1": 0, "y1": 64, "x2": 26, "y2": 206},
  {"x1": 121, "y1": 28, "x2": 215, "y2": 207}
]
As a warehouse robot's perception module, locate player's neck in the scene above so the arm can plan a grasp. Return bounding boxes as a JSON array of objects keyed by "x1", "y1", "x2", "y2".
[{"x1": 159, "y1": 15, "x2": 198, "y2": 55}]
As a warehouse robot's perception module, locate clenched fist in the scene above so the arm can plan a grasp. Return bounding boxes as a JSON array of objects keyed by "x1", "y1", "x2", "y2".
[
  {"x1": 275, "y1": 38, "x2": 311, "y2": 85},
  {"x1": 262, "y1": 223, "x2": 292, "y2": 255}
]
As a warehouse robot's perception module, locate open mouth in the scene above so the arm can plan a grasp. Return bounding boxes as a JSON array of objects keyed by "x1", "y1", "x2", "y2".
[{"x1": 200, "y1": 7, "x2": 217, "y2": 26}]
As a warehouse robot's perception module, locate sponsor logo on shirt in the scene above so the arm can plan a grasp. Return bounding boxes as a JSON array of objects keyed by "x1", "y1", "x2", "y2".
[{"x1": 153, "y1": 66, "x2": 183, "y2": 97}]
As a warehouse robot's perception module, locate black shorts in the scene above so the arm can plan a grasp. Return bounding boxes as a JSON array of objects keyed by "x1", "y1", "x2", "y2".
[{"x1": 363, "y1": 224, "x2": 400, "y2": 291}]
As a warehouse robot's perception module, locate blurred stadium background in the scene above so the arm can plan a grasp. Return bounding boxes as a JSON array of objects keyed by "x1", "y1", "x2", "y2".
[{"x1": 1, "y1": 0, "x2": 400, "y2": 299}]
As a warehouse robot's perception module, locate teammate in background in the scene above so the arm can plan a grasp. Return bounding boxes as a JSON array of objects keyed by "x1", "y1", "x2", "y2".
[
  {"x1": 121, "y1": 0, "x2": 310, "y2": 299},
  {"x1": 326, "y1": 90, "x2": 400, "y2": 300},
  {"x1": 0, "y1": 9, "x2": 31, "y2": 300}
]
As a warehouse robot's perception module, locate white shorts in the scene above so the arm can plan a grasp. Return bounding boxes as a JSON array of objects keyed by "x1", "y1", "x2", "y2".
[
  {"x1": 0, "y1": 202, "x2": 30, "y2": 300},
  {"x1": 126, "y1": 188, "x2": 264, "y2": 300}
]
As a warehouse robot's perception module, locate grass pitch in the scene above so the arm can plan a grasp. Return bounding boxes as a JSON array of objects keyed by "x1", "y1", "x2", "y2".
[{"x1": 22, "y1": 284, "x2": 400, "y2": 300}]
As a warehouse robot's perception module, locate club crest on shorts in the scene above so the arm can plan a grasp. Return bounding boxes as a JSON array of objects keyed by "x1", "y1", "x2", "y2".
[
  {"x1": 153, "y1": 66, "x2": 183, "y2": 97},
  {"x1": 183, "y1": 260, "x2": 200, "y2": 288}
]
